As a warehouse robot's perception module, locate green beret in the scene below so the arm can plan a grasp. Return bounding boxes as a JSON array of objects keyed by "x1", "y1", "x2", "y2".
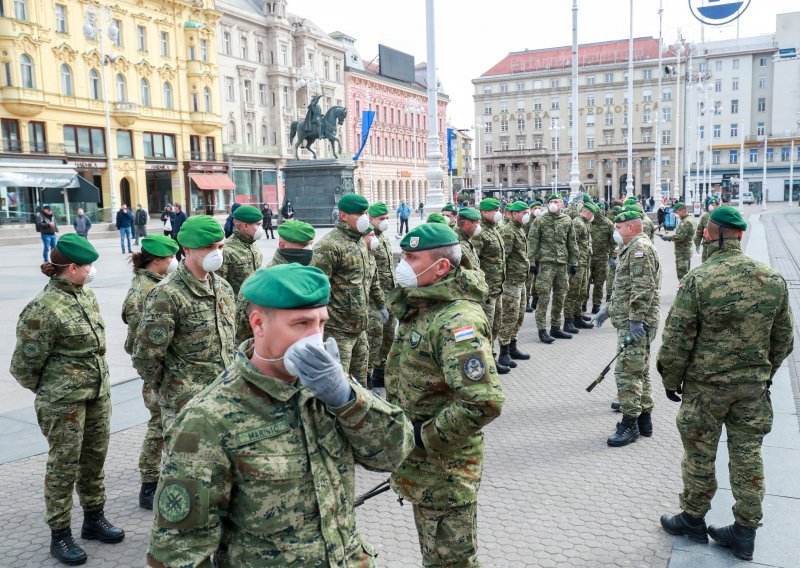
[
  {"x1": 141, "y1": 234, "x2": 179, "y2": 257},
  {"x1": 506, "y1": 201, "x2": 529, "y2": 212},
  {"x1": 242, "y1": 264, "x2": 330, "y2": 309},
  {"x1": 55, "y1": 233, "x2": 99, "y2": 265},
  {"x1": 582, "y1": 194, "x2": 592, "y2": 203},
  {"x1": 624, "y1": 197, "x2": 638, "y2": 206},
  {"x1": 611, "y1": 205, "x2": 623, "y2": 215},
  {"x1": 598, "y1": 202, "x2": 608, "y2": 210},
  {"x1": 479, "y1": 198, "x2": 501, "y2": 211},
  {"x1": 709, "y1": 205, "x2": 747, "y2": 231},
  {"x1": 427, "y1": 213, "x2": 447, "y2": 224},
  {"x1": 177, "y1": 215, "x2": 224, "y2": 249},
  {"x1": 673, "y1": 202, "x2": 686, "y2": 211},
  {"x1": 530, "y1": 200, "x2": 542, "y2": 207},
  {"x1": 583, "y1": 202, "x2": 599, "y2": 214},
  {"x1": 547, "y1": 193, "x2": 562, "y2": 202},
  {"x1": 277, "y1": 220, "x2": 315, "y2": 243},
  {"x1": 233, "y1": 205, "x2": 263, "y2": 223},
  {"x1": 615, "y1": 210, "x2": 643, "y2": 223},
  {"x1": 400, "y1": 223, "x2": 459, "y2": 251},
  {"x1": 442, "y1": 203, "x2": 458, "y2": 213},
  {"x1": 338, "y1": 193, "x2": 369, "y2": 214},
  {"x1": 625, "y1": 202, "x2": 644, "y2": 212},
  {"x1": 458, "y1": 207, "x2": 481, "y2": 221},
  {"x1": 710, "y1": 197, "x2": 720, "y2": 204},
  {"x1": 368, "y1": 202, "x2": 388, "y2": 217}
]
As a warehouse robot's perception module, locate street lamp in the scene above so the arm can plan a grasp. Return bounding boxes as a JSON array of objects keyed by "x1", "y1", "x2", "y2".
[
  {"x1": 295, "y1": 65, "x2": 321, "y2": 95},
  {"x1": 473, "y1": 119, "x2": 484, "y2": 203},
  {"x1": 568, "y1": 0, "x2": 580, "y2": 199},
  {"x1": 605, "y1": 177, "x2": 612, "y2": 203},
  {"x1": 667, "y1": 33, "x2": 684, "y2": 200},
  {"x1": 424, "y1": 0, "x2": 445, "y2": 208},
  {"x1": 549, "y1": 118, "x2": 564, "y2": 192},
  {"x1": 625, "y1": 0, "x2": 634, "y2": 197},
  {"x1": 405, "y1": 97, "x2": 425, "y2": 167},
  {"x1": 83, "y1": 6, "x2": 119, "y2": 217}
]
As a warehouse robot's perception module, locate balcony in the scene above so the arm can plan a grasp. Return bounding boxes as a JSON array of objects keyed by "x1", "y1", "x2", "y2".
[
  {"x1": 189, "y1": 111, "x2": 220, "y2": 135},
  {"x1": 222, "y1": 144, "x2": 280, "y2": 160},
  {"x1": 112, "y1": 101, "x2": 140, "y2": 127},
  {"x1": 185, "y1": 151, "x2": 223, "y2": 162},
  {"x1": 0, "y1": 141, "x2": 65, "y2": 155},
  {"x1": 484, "y1": 148, "x2": 550, "y2": 160},
  {"x1": 0, "y1": 86, "x2": 47, "y2": 117},
  {"x1": 186, "y1": 59, "x2": 211, "y2": 77}
]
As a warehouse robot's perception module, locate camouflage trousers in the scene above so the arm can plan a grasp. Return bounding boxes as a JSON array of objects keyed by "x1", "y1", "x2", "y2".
[
  {"x1": 588, "y1": 255, "x2": 609, "y2": 306},
  {"x1": 498, "y1": 283, "x2": 526, "y2": 345},
  {"x1": 534, "y1": 262, "x2": 568, "y2": 330},
  {"x1": 676, "y1": 253, "x2": 691, "y2": 282},
  {"x1": 325, "y1": 328, "x2": 369, "y2": 384},
  {"x1": 35, "y1": 394, "x2": 111, "y2": 530},
  {"x1": 481, "y1": 294, "x2": 503, "y2": 346},
  {"x1": 367, "y1": 306, "x2": 396, "y2": 373},
  {"x1": 565, "y1": 264, "x2": 590, "y2": 318},
  {"x1": 139, "y1": 383, "x2": 164, "y2": 483},
  {"x1": 526, "y1": 272, "x2": 537, "y2": 305},
  {"x1": 613, "y1": 326, "x2": 653, "y2": 418},
  {"x1": 412, "y1": 502, "x2": 480, "y2": 568},
  {"x1": 605, "y1": 258, "x2": 617, "y2": 302},
  {"x1": 677, "y1": 381, "x2": 773, "y2": 528}
]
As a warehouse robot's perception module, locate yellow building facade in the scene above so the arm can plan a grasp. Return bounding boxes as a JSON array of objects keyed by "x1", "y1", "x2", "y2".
[{"x1": 0, "y1": 0, "x2": 229, "y2": 223}]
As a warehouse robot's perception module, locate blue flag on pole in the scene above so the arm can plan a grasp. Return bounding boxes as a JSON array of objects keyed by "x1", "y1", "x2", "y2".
[
  {"x1": 353, "y1": 110, "x2": 376, "y2": 161},
  {"x1": 447, "y1": 128, "x2": 455, "y2": 173}
]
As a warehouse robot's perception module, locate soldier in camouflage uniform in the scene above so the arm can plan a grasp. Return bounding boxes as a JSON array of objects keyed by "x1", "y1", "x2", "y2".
[
  {"x1": 147, "y1": 264, "x2": 414, "y2": 567},
  {"x1": 605, "y1": 206, "x2": 623, "y2": 303},
  {"x1": 121, "y1": 235, "x2": 179, "y2": 510},
  {"x1": 525, "y1": 201, "x2": 544, "y2": 312},
  {"x1": 593, "y1": 209, "x2": 661, "y2": 446},
  {"x1": 363, "y1": 226, "x2": 390, "y2": 387},
  {"x1": 564, "y1": 202, "x2": 599, "y2": 333},
  {"x1": 473, "y1": 198, "x2": 509, "y2": 374},
  {"x1": 311, "y1": 193, "x2": 384, "y2": 384},
  {"x1": 659, "y1": 202, "x2": 694, "y2": 281},
  {"x1": 217, "y1": 205, "x2": 264, "y2": 295},
  {"x1": 528, "y1": 194, "x2": 579, "y2": 344},
  {"x1": 497, "y1": 201, "x2": 531, "y2": 368},
  {"x1": 588, "y1": 202, "x2": 615, "y2": 313},
  {"x1": 659, "y1": 206, "x2": 794, "y2": 561},
  {"x1": 442, "y1": 202, "x2": 459, "y2": 227},
  {"x1": 366, "y1": 202, "x2": 396, "y2": 389},
  {"x1": 693, "y1": 197, "x2": 718, "y2": 263},
  {"x1": 625, "y1": 198, "x2": 655, "y2": 240},
  {"x1": 454, "y1": 207, "x2": 482, "y2": 271},
  {"x1": 386, "y1": 223, "x2": 505, "y2": 568},
  {"x1": 133, "y1": 216, "x2": 236, "y2": 435},
  {"x1": 11, "y1": 234, "x2": 125, "y2": 565}
]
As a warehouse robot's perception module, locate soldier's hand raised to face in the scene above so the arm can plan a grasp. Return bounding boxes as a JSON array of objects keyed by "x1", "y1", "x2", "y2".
[{"x1": 289, "y1": 338, "x2": 354, "y2": 408}]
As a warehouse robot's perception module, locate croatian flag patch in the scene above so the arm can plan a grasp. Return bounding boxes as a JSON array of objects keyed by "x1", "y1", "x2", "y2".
[
  {"x1": 454, "y1": 325, "x2": 476, "y2": 342},
  {"x1": 634, "y1": 251, "x2": 645, "y2": 258}
]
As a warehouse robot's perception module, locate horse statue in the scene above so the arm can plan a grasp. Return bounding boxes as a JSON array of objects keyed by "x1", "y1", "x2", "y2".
[{"x1": 289, "y1": 105, "x2": 347, "y2": 160}]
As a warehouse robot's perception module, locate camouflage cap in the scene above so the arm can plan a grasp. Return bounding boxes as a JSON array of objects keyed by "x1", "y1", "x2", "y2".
[
  {"x1": 368, "y1": 202, "x2": 388, "y2": 216},
  {"x1": 338, "y1": 193, "x2": 369, "y2": 214},
  {"x1": 614, "y1": 210, "x2": 643, "y2": 223},
  {"x1": 427, "y1": 212, "x2": 448, "y2": 224},
  {"x1": 177, "y1": 215, "x2": 224, "y2": 249},
  {"x1": 242, "y1": 264, "x2": 330, "y2": 309},
  {"x1": 141, "y1": 234, "x2": 179, "y2": 257},
  {"x1": 479, "y1": 198, "x2": 501, "y2": 211},
  {"x1": 400, "y1": 223, "x2": 459, "y2": 251},
  {"x1": 232, "y1": 205, "x2": 263, "y2": 223},
  {"x1": 458, "y1": 207, "x2": 481, "y2": 221},
  {"x1": 506, "y1": 201, "x2": 529, "y2": 212},
  {"x1": 277, "y1": 220, "x2": 315, "y2": 243},
  {"x1": 709, "y1": 205, "x2": 747, "y2": 231},
  {"x1": 442, "y1": 203, "x2": 458, "y2": 213},
  {"x1": 547, "y1": 193, "x2": 562, "y2": 202},
  {"x1": 55, "y1": 233, "x2": 99, "y2": 265}
]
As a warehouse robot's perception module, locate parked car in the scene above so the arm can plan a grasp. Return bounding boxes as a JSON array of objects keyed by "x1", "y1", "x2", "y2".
[{"x1": 742, "y1": 191, "x2": 755, "y2": 205}]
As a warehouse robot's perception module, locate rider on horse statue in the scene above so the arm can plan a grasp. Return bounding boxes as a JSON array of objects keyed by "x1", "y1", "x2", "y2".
[{"x1": 303, "y1": 94, "x2": 323, "y2": 139}]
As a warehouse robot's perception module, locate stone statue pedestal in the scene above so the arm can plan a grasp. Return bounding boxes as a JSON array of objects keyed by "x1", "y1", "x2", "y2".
[{"x1": 282, "y1": 159, "x2": 357, "y2": 227}]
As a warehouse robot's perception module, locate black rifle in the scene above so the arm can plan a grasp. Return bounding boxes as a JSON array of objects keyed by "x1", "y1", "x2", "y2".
[
  {"x1": 586, "y1": 336, "x2": 634, "y2": 392},
  {"x1": 354, "y1": 479, "x2": 392, "y2": 508}
]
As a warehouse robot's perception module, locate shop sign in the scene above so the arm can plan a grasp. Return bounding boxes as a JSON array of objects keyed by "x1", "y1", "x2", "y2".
[{"x1": 146, "y1": 162, "x2": 178, "y2": 171}]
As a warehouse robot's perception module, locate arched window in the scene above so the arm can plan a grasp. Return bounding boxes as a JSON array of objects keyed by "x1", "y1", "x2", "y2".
[
  {"x1": 260, "y1": 125, "x2": 267, "y2": 145},
  {"x1": 203, "y1": 87, "x2": 212, "y2": 112},
  {"x1": 89, "y1": 68, "x2": 101, "y2": 100},
  {"x1": 245, "y1": 123, "x2": 254, "y2": 145},
  {"x1": 140, "y1": 78, "x2": 150, "y2": 107},
  {"x1": 19, "y1": 54, "x2": 33, "y2": 88},
  {"x1": 115, "y1": 73, "x2": 127, "y2": 101},
  {"x1": 163, "y1": 82, "x2": 173, "y2": 109},
  {"x1": 227, "y1": 120, "x2": 236, "y2": 144},
  {"x1": 60, "y1": 64, "x2": 73, "y2": 96}
]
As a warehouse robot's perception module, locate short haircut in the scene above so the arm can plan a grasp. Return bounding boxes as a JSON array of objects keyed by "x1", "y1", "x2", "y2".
[{"x1": 426, "y1": 243, "x2": 462, "y2": 269}]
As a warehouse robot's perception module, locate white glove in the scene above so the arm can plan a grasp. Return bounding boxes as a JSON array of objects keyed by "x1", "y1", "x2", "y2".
[
  {"x1": 380, "y1": 307, "x2": 390, "y2": 325},
  {"x1": 288, "y1": 338, "x2": 353, "y2": 407},
  {"x1": 591, "y1": 306, "x2": 609, "y2": 328}
]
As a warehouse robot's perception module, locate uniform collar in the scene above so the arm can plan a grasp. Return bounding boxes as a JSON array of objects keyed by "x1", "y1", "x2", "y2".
[
  {"x1": 236, "y1": 341, "x2": 300, "y2": 402},
  {"x1": 49, "y1": 277, "x2": 82, "y2": 294},
  {"x1": 232, "y1": 228, "x2": 255, "y2": 245},
  {"x1": 136, "y1": 268, "x2": 164, "y2": 282},
  {"x1": 455, "y1": 226, "x2": 472, "y2": 241},
  {"x1": 336, "y1": 219, "x2": 364, "y2": 240},
  {"x1": 706, "y1": 239, "x2": 743, "y2": 258},
  {"x1": 387, "y1": 267, "x2": 487, "y2": 318},
  {"x1": 621, "y1": 233, "x2": 648, "y2": 254},
  {"x1": 176, "y1": 261, "x2": 216, "y2": 297}
]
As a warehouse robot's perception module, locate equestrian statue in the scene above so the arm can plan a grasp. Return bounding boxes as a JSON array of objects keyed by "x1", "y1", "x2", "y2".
[{"x1": 289, "y1": 94, "x2": 347, "y2": 159}]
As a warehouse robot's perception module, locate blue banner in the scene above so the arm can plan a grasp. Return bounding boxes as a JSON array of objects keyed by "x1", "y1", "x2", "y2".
[
  {"x1": 353, "y1": 110, "x2": 376, "y2": 161},
  {"x1": 447, "y1": 127, "x2": 454, "y2": 173}
]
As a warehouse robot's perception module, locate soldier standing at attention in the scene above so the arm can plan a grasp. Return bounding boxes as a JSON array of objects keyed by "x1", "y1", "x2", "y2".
[
  {"x1": 593, "y1": 209, "x2": 661, "y2": 446},
  {"x1": 528, "y1": 194, "x2": 579, "y2": 344},
  {"x1": 386, "y1": 224, "x2": 505, "y2": 568},
  {"x1": 11, "y1": 234, "x2": 125, "y2": 565},
  {"x1": 217, "y1": 205, "x2": 264, "y2": 295},
  {"x1": 525, "y1": 201, "x2": 544, "y2": 312},
  {"x1": 588, "y1": 202, "x2": 615, "y2": 314},
  {"x1": 454, "y1": 207, "x2": 482, "y2": 271},
  {"x1": 497, "y1": 201, "x2": 531, "y2": 368},
  {"x1": 147, "y1": 264, "x2": 414, "y2": 567},
  {"x1": 121, "y1": 235, "x2": 179, "y2": 510},
  {"x1": 473, "y1": 198, "x2": 509, "y2": 374},
  {"x1": 442, "y1": 202, "x2": 459, "y2": 227},
  {"x1": 312, "y1": 193, "x2": 384, "y2": 384},
  {"x1": 564, "y1": 202, "x2": 599, "y2": 334},
  {"x1": 363, "y1": 227, "x2": 391, "y2": 387},
  {"x1": 693, "y1": 197, "x2": 718, "y2": 263},
  {"x1": 605, "y1": 205, "x2": 624, "y2": 303},
  {"x1": 133, "y1": 216, "x2": 236, "y2": 433},
  {"x1": 659, "y1": 202, "x2": 695, "y2": 281},
  {"x1": 367, "y1": 202, "x2": 396, "y2": 390},
  {"x1": 659, "y1": 206, "x2": 794, "y2": 561}
]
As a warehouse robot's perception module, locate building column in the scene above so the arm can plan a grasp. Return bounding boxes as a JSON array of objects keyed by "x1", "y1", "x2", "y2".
[
  {"x1": 493, "y1": 164, "x2": 500, "y2": 187},
  {"x1": 635, "y1": 158, "x2": 642, "y2": 197},
  {"x1": 595, "y1": 160, "x2": 603, "y2": 197},
  {"x1": 611, "y1": 159, "x2": 619, "y2": 199},
  {"x1": 506, "y1": 162, "x2": 513, "y2": 187},
  {"x1": 528, "y1": 163, "x2": 535, "y2": 186},
  {"x1": 540, "y1": 163, "x2": 547, "y2": 186}
]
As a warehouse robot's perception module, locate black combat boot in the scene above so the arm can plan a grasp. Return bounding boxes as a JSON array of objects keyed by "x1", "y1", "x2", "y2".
[
  {"x1": 538, "y1": 330, "x2": 555, "y2": 344},
  {"x1": 498, "y1": 345, "x2": 515, "y2": 368},
  {"x1": 525, "y1": 297, "x2": 534, "y2": 313},
  {"x1": 592, "y1": 303, "x2": 601, "y2": 314},
  {"x1": 563, "y1": 318, "x2": 580, "y2": 334},
  {"x1": 660, "y1": 512, "x2": 709, "y2": 543},
  {"x1": 607, "y1": 416, "x2": 639, "y2": 447},
  {"x1": 611, "y1": 399, "x2": 621, "y2": 411},
  {"x1": 509, "y1": 340, "x2": 530, "y2": 360},
  {"x1": 550, "y1": 326, "x2": 572, "y2": 339},
  {"x1": 708, "y1": 523, "x2": 756, "y2": 561},
  {"x1": 139, "y1": 481, "x2": 158, "y2": 510},
  {"x1": 637, "y1": 412, "x2": 653, "y2": 437},
  {"x1": 371, "y1": 367, "x2": 385, "y2": 389},
  {"x1": 81, "y1": 510, "x2": 125, "y2": 544},
  {"x1": 574, "y1": 315, "x2": 595, "y2": 329},
  {"x1": 493, "y1": 351, "x2": 511, "y2": 374},
  {"x1": 50, "y1": 528, "x2": 87, "y2": 565}
]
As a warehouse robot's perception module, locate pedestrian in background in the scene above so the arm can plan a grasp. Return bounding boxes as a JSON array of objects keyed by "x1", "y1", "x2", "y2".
[
  {"x1": 659, "y1": 202, "x2": 695, "y2": 281},
  {"x1": 261, "y1": 203, "x2": 275, "y2": 238},
  {"x1": 281, "y1": 199, "x2": 295, "y2": 220},
  {"x1": 171, "y1": 203, "x2": 187, "y2": 261},
  {"x1": 160, "y1": 204, "x2": 174, "y2": 237},
  {"x1": 116, "y1": 204, "x2": 134, "y2": 254},
  {"x1": 134, "y1": 204, "x2": 148, "y2": 244},
  {"x1": 397, "y1": 200, "x2": 411, "y2": 236},
  {"x1": 223, "y1": 202, "x2": 241, "y2": 238},
  {"x1": 72, "y1": 208, "x2": 92, "y2": 240},
  {"x1": 11, "y1": 234, "x2": 125, "y2": 565},
  {"x1": 35, "y1": 204, "x2": 58, "y2": 262},
  {"x1": 418, "y1": 201, "x2": 425, "y2": 219}
]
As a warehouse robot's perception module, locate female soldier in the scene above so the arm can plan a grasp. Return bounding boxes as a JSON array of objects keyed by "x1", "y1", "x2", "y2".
[
  {"x1": 121, "y1": 234, "x2": 178, "y2": 511},
  {"x1": 10, "y1": 233, "x2": 125, "y2": 566}
]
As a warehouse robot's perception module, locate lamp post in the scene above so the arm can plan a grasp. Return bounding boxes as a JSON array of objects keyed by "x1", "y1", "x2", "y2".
[
  {"x1": 671, "y1": 34, "x2": 684, "y2": 200},
  {"x1": 625, "y1": 0, "x2": 634, "y2": 197},
  {"x1": 405, "y1": 97, "x2": 425, "y2": 167},
  {"x1": 550, "y1": 118, "x2": 563, "y2": 192},
  {"x1": 738, "y1": 118, "x2": 745, "y2": 211},
  {"x1": 423, "y1": 0, "x2": 445, "y2": 208},
  {"x1": 606, "y1": 177, "x2": 612, "y2": 203},
  {"x1": 654, "y1": 0, "x2": 664, "y2": 201},
  {"x1": 473, "y1": 119, "x2": 484, "y2": 203},
  {"x1": 83, "y1": 6, "x2": 119, "y2": 218},
  {"x1": 761, "y1": 133, "x2": 768, "y2": 210},
  {"x1": 568, "y1": 0, "x2": 580, "y2": 199}
]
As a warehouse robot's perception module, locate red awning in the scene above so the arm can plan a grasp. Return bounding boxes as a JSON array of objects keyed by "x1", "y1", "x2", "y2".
[{"x1": 190, "y1": 174, "x2": 236, "y2": 190}]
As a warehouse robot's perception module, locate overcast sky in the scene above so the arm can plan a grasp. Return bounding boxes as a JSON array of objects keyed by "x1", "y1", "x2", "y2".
[{"x1": 289, "y1": 0, "x2": 798, "y2": 131}]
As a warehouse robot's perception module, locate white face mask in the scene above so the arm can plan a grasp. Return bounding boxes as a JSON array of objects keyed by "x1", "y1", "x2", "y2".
[
  {"x1": 533, "y1": 208, "x2": 543, "y2": 217},
  {"x1": 586, "y1": 215, "x2": 595, "y2": 224},
  {"x1": 471, "y1": 223, "x2": 482, "y2": 237},
  {"x1": 396, "y1": 258, "x2": 443, "y2": 289},
  {"x1": 548, "y1": 203, "x2": 559, "y2": 214},
  {"x1": 493, "y1": 211, "x2": 503, "y2": 224},
  {"x1": 201, "y1": 248, "x2": 224, "y2": 272},
  {"x1": 521, "y1": 213, "x2": 531, "y2": 225},
  {"x1": 254, "y1": 332, "x2": 324, "y2": 377},
  {"x1": 167, "y1": 257, "x2": 179, "y2": 273},
  {"x1": 708, "y1": 205, "x2": 715, "y2": 212},
  {"x1": 356, "y1": 214, "x2": 370, "y2": 233},
  {"x1": 613, "y1": 230, "x2": 625, "y2": 245},
  {"x1": 367, "y1": 237, "x2": 379, "y2": 251},
  {"x1": 378, "y1": 219, "x2": 390, "y2": 233},
  {"x1": 253, "y1": 226, "x2": 265, "y2": 240},
  {"x1": 81, "y1": 265, "x2": 97, "y2": 285}
]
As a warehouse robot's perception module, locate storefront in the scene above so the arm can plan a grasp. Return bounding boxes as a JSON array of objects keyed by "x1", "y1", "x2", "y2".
[
  {"x1": 232, "y1": 168, "x2": 279, "y2": 208},
  {"x1": 0, "y1": 168, "x2": 101, "y2": 224},
  {"x1": 184, "y1": 161, "x2": 234, "y2": 215},
  {"x1": 145, "y1": 161, "x2": 178, "y2": 214}
]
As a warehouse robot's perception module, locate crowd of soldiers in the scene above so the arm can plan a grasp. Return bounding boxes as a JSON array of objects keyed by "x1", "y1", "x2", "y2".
[{"x1": 9, "y1": 189, "x2": 793, "y2": 566}]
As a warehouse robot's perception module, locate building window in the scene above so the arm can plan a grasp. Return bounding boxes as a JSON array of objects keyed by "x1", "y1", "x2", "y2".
[
  {"x1": 189, "y1": 135, "x2": 201, "y2": 159},
  {"x1": 758, "y1": 76, "x2": 767, "y2": 89},
  {"x1": 225, "y1": 77, "x2": 234, "y2": 100},
  {"x1": 87, "y1": 68, "x2": 100, "y2": 100},
  {"x1": 335, "y1": 63, "x2": 341, "y2": 82},
  {"x1": 137, "y1": 26, "x2": 147, "y2": 51},
  {"x1": 759, "y1": 56, "x2": 768, "y2": 67},
  {"x1": 585, "y1": 115, "x2": 595, "y2": 126},
  {"x1": 516, "y1": 99, "x2": 525, "y2": 111},
  {"x1": 517, "y1": 119, "x2": 525, "y2": 133},
  {"x1": 516, "y1": 140, "x2": 525, "y2": 150},
  {"x1": 115, "y1": 73, "x2": 127, "y2": 101},
  {"x1": 140, "y1": 78, "x2": 150, "y2": 106},
  {"x1": 245, "y1": 123, "x2": 253, "y2": 145},
  {"x1": 732, "y1": 58, "x2": 739, "y2": 70},
  {"x1": 730, "y1": 123, "x2": 738, "y2": 137},
  {"x1": 500, "y1": 140, "x2": 509, "y2": 152},
  {"x1": 731, "y1": 99, "x2": 739, "y2": 113},
  {"x1": 642, "y1": 109, "x2": 651, "y2": 123},
  {"x1": 604, "y1": 93, "x2": 613, "y2": 106},
  {"x1": 604, "y1": 112, "x2": 613, "y2": 126},
  {"x1": 260, "y1": 125, "x2": 267, "y2": 145},
  {"x1": 191, "y1": 92, "x2": 198, "y2": 112},
  {"x1": 258, "y1": 83, "x2": 266, "y2": 105},
  {"x1": 642, "y1": 129, "x2": 652, "y2": 143},
  {"x1": 483, "y1": 103, "x2": 492, "y2": 115},
  {"x1": 642, "y1": 69, "x2": 652, "y2": 80},
  {"x1": 642, "y1": 89, "x2": 652, "y2": 103},
  {"x1": 533, "y1": 117, "x2": 542, "y2": 130},
  {"x1": 205, "y1": 137, "x2": 215, "y2": 160},
  {"x1": 323, "y1": 59, "x2": 330, "y2": 80},
  {"x1": 223, "y1": 31, "x2": 231, "y2": 55},
  {"x1": 662, "y1": 87, "x2": 672, "y2": 101},
  {"x1": 533, "y1": 99, "x2": 542, "y2": 111},
  {"x1": 256, "y1": 41, "x2": 264, "y2": 63},
  {"x1": 699, "y1": 125, "x2": 705, "y2": 139},
  {"x1": 662, "y1": 106, "x2": 671, "y2": 122},
  {"x1": 143, "y1": 132, "x2": 176, "y2": 159},
  {"x1": 729, "y1": 149, "x2": 738, "y2": 164},
  {"x1": 604, "y1": 131, "x2": 614, "y2": 144},
  {"x1": 714, "y1": 60, "x2": 722, "y2": 72},
  {"x1": 662, "y1": 130, "x2": 671, "y2": 144},
  {"x1": 59, "y1": 64, "x2": 73, "y2": 96},
  {"x1": 163, "y1": 82, "x2": 173, "y2": 109},
  {"x1": 281, "y1": 45, "x2": 288, "y2": 65},
  {"x1": 112, "y1": 19, "x2": 122, "y2": 46},
  {"x1": 550, "y1": 79, "x2": 559, "y2": 88},
  {"x1": 483, "y1": 86, "x2": 491, "y2": 94},
  {"x1": 750, "y1": 148, "x2": 758, "y2": 162},
  {"x1": 586, "y1": 136, "x2": 595, "y2": 149},
  {"x1": 13, "y1": 0, "x2": 26, "y2": 20},
  {"x1": 699, "y1": 63, "x2": 707, "y2": 72},
  {"x1": 714, "y1": 79, "x2": 722, "y2": 92},
  {"x1": 200, "y1": 39, "x2": 208, "y2": 62},
  {"x1": 585, "y1": 94, "x2": 595, "y2": 107},
  {"x1": 28, "y1": 121, "x2": 46, "y2": 153},
  {"x1": 117, "y1": 130, "x2": 133, "y2": 158},
  {"x1": 550, "y1": 97, "x2": 559, "y2": 110},
  {"x1": 713, "y1": 150, "x2": 721, "y2": 165},
  {"x1": 244, "y1": 80, "x2": 252, "y2": 103},
  {"x1": 1, "y1": 119, "x2": 21, "y2": 152},
  {"x1": 500, "y1": 100, "x2": 508, "y2": 113},
  {"x1": 160, "y1": 31, "x2": 169, "y2": 56},
  {"x1": 781, "y1": 146, "x2": 790, "y2": 161},
  {"x1": 604, "y1": 72, "x2": 613, "y2": 84},
  {"x1": 240, "y1": 35, "x2": 248, "y2": 59},
  {"x1": 282, "y1": 85, "x2": 289, "y2": 107},
  {"x1": 55, "y1": 4, "x2": 67, "y2": 33},
  {"x1": 757, "y1": 97, "x2": 766, "y2": 112},
  {"x1": 227, "y1": 121, "x2": 236, "y2": 144},
  {"x1": 516, "y1": 82, "x2": 525, "y2": 91},
  {"x1": 500, "y1": 83, "x2": 509, "y2": 92},
  {"x1": 500, "y1": 119, "x2": 508, "y2": 133},
  {"x1": 19, "y1": 53, "x2": 33, "y2": 88},
  {"x1": 757, "y1": 122, "x2": 765, "y2": 136},
  {"x1": 484, "y1": 142, "x2": 492, "y2": 154},
  {"x1": 766, "y1": 147, "x2": 774, "y2": 162},
  {"x1": 484, "y1": 122, "x2": 492, "y2": 133},
  {"x1": 203, "y1": 87, "x2": 211, "y2": 112},
  {"x1": 63, "y1": 125, "x2": 105, "y2": 155},
  {"x1": 586, "y1": 75, "x2": 596, "y2": 85}
]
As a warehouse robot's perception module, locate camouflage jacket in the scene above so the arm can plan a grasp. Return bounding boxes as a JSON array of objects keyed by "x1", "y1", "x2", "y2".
[
  {"x1": 565, "y1": 201, "x2": 581, "y2": 219},
  {"x1": 147, "y1": 344, "x2": 414, "y2": 568},
  {"x1": 132, "y1": 262, "x2": 236, "y2": 412},
  {"x1": 528, "y1": 211, "x2": 578, "y2": 266},
  {"x1": 385, "y1": 268, "x2": 505, "y2": 508},
  {"x1": 590, "y1": 215, "x2": 615, "y2": 261},
  {"x1": 473, "y1": 219, "x2": 506, "y2": 295},
  {"x1": 657, "y1": 240, "x2": 793, "y2": 389},
  {"x1": 311, "y1": 221, "x2": 384, "y2": 334},
  {"x1": 11, "y1": 278, "x2": 109, "y2": 404},
  {"x1": 571, "y1": 215, "x2": 593, "y2": 267},
  {"x1": 500, "y1": 219, "x2": 530, "y2": 286},
  {"x1": 218, "y1": 229, "x2": 263, "y2": 295},
  {"x1": 668, "y1": 216, "x2": 695, "y2": 257},
  {"x1": 693, "y1": 212, "x2": 710, "y2": 248},
  {"x1": 372, "y1": 228, "x2": 396, "y2": 292},
  {"x1": 455, "y1": 226, "x2": 480, "y2": 272},
  {"x1": 121, "y1": 269, "x2": 163, "y2": 355},
  {"x1": 608, "y1": 234, "x2": 661, "y2": 328},
  {"x1": 643, "y1": 214, "x2": 655, "y2": 241}
]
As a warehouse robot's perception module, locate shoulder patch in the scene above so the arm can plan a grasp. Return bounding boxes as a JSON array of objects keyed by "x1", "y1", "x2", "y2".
[
  {"x1": 235, "y1": 419, "x2": 290, "y2": 447},
  {"x1": 409, "y1": 330, "x2": 422, "y2": 349},
  {"x1": 157, "y1": 481, "x2": 193, "y2": 524},
  {"x1": 172, "y1": 432, "x2": 199, "y2": 454},
  {"x1": 454, "y1": 325, "x2": 476, "y2": 342},
  {"x1": 634, "y1": 251, "x2": 645, "y2": 258},
  {"x1": 632, "y1": 263, "x2": 644, "y2": 275},
  {"x1": 22, "y1": 342, "x2": 41, "y2": 358},
  {"x1": 147, "y1": 325, "x2": 169, "y2": 345},
  {"x1": 458, "y1": 352, "x2": 488, "y2": 382},
  {"x1": 26, "y1": 319, "x2": 41, "y2": 330}
]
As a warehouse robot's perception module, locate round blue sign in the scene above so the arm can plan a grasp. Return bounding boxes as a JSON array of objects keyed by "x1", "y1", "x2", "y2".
[{"x1": 689, "y1": 0, "x2": 752, "y2": 26}]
